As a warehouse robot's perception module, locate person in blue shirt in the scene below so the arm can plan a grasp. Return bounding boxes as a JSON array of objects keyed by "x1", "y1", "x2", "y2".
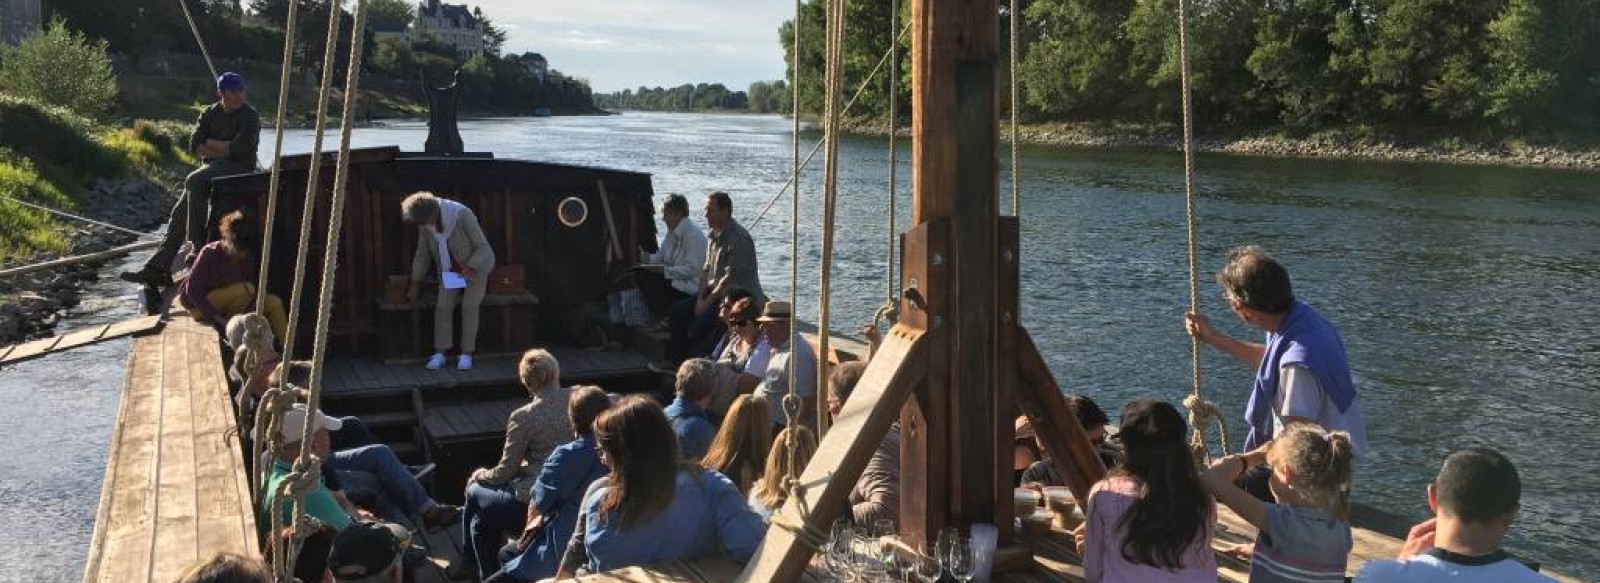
[
  {"x1": 474, "y1": 386, "x2": 614, "y2": 583},
  {"x1": 663, "y1": 358, "x2": 719, "y2": 461},
  {"x1": 554, "y1": 396, "x2": 765, "y2": 578}
]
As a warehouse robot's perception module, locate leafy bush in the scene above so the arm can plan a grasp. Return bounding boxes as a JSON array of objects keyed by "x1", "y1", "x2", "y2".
[
  {"x1": 0, "y1": 19, "x2": 119, "y2": 119},
  {"x1": 0, "y1": 94, "x2": 122, "y2": 185},
  {"x1": 0, "y1": 159, "x2": 71, "y2": 263}
]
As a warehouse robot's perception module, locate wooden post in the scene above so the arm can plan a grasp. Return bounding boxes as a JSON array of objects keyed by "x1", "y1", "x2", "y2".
[
  {"x1": 1016, "y1": 327, "x2": 1108, "y2": 514},
  {"x1": 910, "y1": 0, "x2": 1003, "y2": 538},
  {"x1": 898, "y1": 220, "x2": 949, "y2": 549}
]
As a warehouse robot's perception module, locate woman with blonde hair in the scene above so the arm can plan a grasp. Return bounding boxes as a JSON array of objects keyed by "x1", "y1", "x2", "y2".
[
  {"x1": 747, "y1": 425, "x2": 817, "y2": 521},
  {"x1": 456, "y1": 348, "x2": 574, "y2": 579},
  {"x1": 699, "y1": 394, "x2": 774, "y2": 494}
]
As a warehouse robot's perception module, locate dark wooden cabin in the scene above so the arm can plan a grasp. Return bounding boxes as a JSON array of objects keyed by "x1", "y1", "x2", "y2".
[{"x1": 208, "y1": 147, "x2": 659, "y2": 360}]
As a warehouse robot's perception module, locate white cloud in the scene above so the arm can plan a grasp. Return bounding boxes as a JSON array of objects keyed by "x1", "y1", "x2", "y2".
[{"x1": 468, "y1": 0, "x2": 791, "y2": 92}]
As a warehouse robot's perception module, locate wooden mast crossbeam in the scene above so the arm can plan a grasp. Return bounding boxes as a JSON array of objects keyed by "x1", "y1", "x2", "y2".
[{"x1": 738, "y1": 326, "x2": 929, "y2": 582}]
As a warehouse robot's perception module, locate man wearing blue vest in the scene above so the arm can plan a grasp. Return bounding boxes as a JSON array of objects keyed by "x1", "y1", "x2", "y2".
[{"x1": 1185, "y1": 246, "x2": 1368, "y2": 499}]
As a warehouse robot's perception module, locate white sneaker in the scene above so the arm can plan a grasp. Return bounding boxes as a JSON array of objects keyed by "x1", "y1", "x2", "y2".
[
  {"x1": 456, "y1": 354, "x2": 473, "y2": 370},
  {"x1": 425, "y1": 353, "x2": 446, "y2": 370}
]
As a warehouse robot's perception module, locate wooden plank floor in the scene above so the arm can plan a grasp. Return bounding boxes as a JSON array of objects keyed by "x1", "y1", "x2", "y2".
[
  {"x1": 0, "y1": 315, "x2": 163, "y2": 366},
  {"x1": 82, "y1": 314, "x2": 256, "y2": 583},
  {"x1": 320, "y1": 346, "x2": 653, "y2": 398}
]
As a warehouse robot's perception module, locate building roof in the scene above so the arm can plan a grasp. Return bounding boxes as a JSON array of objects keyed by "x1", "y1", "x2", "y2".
[{"x1": 418, "y1": 0, "x2": 478, "y2": 27}]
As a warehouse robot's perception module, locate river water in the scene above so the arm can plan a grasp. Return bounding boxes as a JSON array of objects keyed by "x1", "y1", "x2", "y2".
[{"x1": 0, "y1": 112, "x2": 1595, "y2": 581}]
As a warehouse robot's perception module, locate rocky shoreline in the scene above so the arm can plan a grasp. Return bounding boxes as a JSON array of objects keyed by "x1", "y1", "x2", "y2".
[
  {"x1": 0, "y1": 177, "x2": 176, "y2": 345},
  {"x1": 845, "y1": 120, "x2": 1600, "y2": 170}
]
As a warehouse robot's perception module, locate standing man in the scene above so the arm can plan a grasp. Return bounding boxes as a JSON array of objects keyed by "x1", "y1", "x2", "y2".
[
  {"x1": 122, "y1": 72, "x2": 261, "y2": 286},
  {"x1": 636, "y1": 194, "x2": 706, "y2": 319},
  {"x1": 401, "y1": 191, "x2": 496, "y2": 371},
  {"x1": 669, "y1": 191, "x2": 764, "y2": 362},
  {"x1": 1185, "y1": 246, "x2": 1367, "y2": 496}
]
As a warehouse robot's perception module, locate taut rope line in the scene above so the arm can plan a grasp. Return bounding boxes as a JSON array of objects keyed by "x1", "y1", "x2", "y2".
[
  {"x1": 177, "y1": 0, "x2": 219, "y2": 80},
  {"x1": 748, "y1": 22, "x2": 912, "y2": 229},
  {"x1": 254, "y1": 0, "x2": 304, "y2": 314},
  {"x1": 876, "y1": 0, "x2": 901, "y2": 330},
  {"x1": 1175, "y1": 0, "x2": 1229, "y2": 459},
  {"x1": 1009, "y1": 0, "x2": 1021, "y2": 218}
]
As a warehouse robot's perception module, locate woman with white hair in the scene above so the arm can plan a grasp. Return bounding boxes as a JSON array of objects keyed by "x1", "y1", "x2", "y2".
[{"x1": 401, "y1": 191, "x2": 496, "y2": 370}]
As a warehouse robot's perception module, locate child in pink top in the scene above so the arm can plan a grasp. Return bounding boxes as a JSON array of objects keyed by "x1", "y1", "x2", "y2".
[{"x1": 1078, "y1": 400, "x2": 1218, "y2": 582}]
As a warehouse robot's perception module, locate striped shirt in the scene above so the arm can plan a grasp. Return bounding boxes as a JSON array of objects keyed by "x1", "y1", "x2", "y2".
[{"x1": 1251, "y1": 504, "x2": 1352, "y2": 582}]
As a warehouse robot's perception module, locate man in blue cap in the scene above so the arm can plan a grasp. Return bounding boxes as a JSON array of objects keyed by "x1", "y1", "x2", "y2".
[{"x1": 121, "y1": 71, "x2": 261, "y2": 286}]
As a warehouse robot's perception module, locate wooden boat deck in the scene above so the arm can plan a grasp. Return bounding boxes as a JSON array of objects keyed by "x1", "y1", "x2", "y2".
[
  {"x1": 82, "y1": 313, "x2": 257, "y2": 583},
  {"x1": 319, "y1": 346, "x2": 655, "y2": 398}
]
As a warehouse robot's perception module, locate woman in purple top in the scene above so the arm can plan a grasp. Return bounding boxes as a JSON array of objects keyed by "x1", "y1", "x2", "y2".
[
  {"x1": 180, "y1": 211, "x2": 286, "y2": 342},
  {"x1": 554, "y1": 396, "x2": 765, "y2": 577},
  {"x1": 1078, "y1": 400, "x2": 1217, "y2": 582}
]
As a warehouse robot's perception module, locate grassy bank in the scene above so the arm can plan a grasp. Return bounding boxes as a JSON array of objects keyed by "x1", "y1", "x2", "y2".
[{"x1": 0, "y1": 93, "x2": 192, "y2": 266}]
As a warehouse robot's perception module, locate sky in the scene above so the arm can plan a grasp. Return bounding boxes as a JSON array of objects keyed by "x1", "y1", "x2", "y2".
[{"x1": 469, "y1": 0, "x2": 792, "y2": 93}]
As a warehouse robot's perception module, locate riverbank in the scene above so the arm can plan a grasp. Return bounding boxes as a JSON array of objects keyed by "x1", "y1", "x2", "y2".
[
  {"x1": 0, "y1": 96, "x2": 186, "y2": 345},
  {"x1": 843, "y1": 119, "x2": 1600, "y2": 170}
]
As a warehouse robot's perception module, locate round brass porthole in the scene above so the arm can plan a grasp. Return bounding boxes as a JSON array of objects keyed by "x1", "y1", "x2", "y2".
[{"x1": 557, "y1": 196, "x2": 588, "y2": 227}]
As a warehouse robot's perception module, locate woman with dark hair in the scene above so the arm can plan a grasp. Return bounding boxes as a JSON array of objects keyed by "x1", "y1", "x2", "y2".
[
  {"x1": 699, "y1": 394, "x2": 774, "y2": 494},
  {"x1": 474, "y1": 386, "x2": 614, "y2": 583},
  {"x1": 1077, "y1": 400, "x2": 1216, "y2": 582},
  {"x1": 554, "y1": 396, "x2": 764, "y2": 577},
  {"x1": 181, "y1": 210, "x2": 287, "y2": 341},
  {"x1": 172, "y1": 552, "x2": 272, "y2": 583}
]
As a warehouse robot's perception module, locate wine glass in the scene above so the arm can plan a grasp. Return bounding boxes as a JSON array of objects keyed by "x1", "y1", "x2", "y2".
[
  {"x1": 947, "y1": 538, "x2": 978, "y2": 583},
  {"x1": 912, "y1": 543, "x2": 942, "y2": 583},
  {"x1": 824, "y1": 530, "x2": 855, "y2": 582},
  {"x1": 935, "y1": 527, "x2": 959, "y2": 577},
  {"x1": 854, "y1": 535, "x2": 887, "y2": 583},
  {"x1": 872, "y1": 518, "x2": 897, "y2": 539}
]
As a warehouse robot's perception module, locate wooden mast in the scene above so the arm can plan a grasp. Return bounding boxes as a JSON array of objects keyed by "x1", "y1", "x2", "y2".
[
  {"x1": 903, "y1": 0, "x2": 1008, "y2": 549},
  {"x1": 740, "y1": 0, "x2": 1105, "y2": 579}
]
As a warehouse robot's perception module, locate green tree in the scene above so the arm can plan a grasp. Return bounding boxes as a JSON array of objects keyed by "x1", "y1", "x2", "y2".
[
  {"x1": 369, "y1": 36, "x2": 416, "y2": 78},
  {"x1": 1245, "y1": 0, "x2": 1367, "y2": 127},
  {"x1": 0, "y1": 19, "x2": 119, "y2": 119},
  {"x1": 475, "y1": 7, "x2": 507, "y2": 56},
  {"x1": 367, "y1": 0, "x2": 414, "y2": 29},
  {"x1": 1363, "y1": 0, "x2": 1500, "y2": 122},
  {"x1": 1019, "y1": 0, "x2": 1136, "y2": 118}
]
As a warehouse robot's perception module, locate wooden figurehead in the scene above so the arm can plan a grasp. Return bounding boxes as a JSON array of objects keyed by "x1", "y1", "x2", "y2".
[{"x1": 738, "y1": 0, "x2": 1108, "y2": 581}]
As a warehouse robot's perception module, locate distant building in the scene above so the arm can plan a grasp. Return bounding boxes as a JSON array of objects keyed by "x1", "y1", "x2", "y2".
[
  {"x1": 1, "y1": 0, "x2": 41, "y2": 45},
  {"x1": 369, "y1": 20, "x2": 411, "y2": 45},
  {"x1": 515, "y1": 52, "x2": 548, "y2": 83},
  {"x1": 413, "y1": 0, "x2": 482, "y2": 57}
]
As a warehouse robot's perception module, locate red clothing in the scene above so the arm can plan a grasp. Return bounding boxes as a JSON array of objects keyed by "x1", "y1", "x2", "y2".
[{"x1": 180, "y1": 241, "x2": 256, "y2": 323}]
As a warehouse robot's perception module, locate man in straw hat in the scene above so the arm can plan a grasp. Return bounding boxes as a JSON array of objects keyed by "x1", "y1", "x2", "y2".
[{"x1": 749, "y1": 300, "x2": 816, "y2": 430}]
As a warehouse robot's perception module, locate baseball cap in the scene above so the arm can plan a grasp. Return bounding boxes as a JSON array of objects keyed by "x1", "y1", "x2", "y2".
[
  {"x1": 217, "y1": 72, "x2": 245, "y2": 92},
  {"x1": 274, "y1": 403, "x2": 343, "y2": 444},
  {"x1": 328, "y1": 521, "x2": 411, "y2": 580}
]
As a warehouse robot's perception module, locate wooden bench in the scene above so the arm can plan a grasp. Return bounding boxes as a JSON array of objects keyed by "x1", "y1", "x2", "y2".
[
  {"x1": 375, "y1": 292, "x2": 539, "y2": 362},
  {"x1": 422, "y1": 397, "x2": 528, "y2": 445}
]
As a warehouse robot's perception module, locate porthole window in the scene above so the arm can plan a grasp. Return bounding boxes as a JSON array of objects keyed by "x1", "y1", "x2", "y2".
[{"x1": 557, "y1": 196, "x2": 589, "y2": 228}]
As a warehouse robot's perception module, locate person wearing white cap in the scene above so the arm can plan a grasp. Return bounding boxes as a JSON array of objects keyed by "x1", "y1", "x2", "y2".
[
  {"x1": 262, "y1": 405, "x2": 459, "y2": 533},
  {"x1": 260, "y1": 404, "x2": 353, "y2": 532}
]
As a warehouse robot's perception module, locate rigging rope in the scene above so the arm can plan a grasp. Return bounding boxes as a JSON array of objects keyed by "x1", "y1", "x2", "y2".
[
  {"x1": 267, "y1": 0, "x2": 368, "y2": 578},
  {"x1": 748, "y1": 22, "x2": 912, "y2": 229},
  {"x1": 0, "y1": 195, "x2": 147, "y2": 237},
  {"x1": 253, "y1": 0, "x2": 304, "y2": 315},
  {"x1": 1175, "y1": 0, "x2": 1230, "y2": 460},
  {"x1": 875, "y1": 0, "x2": 901, "y2": 330},
  {"x1": 815, "y1": 0, "x2": 848, "y2": 439},
  {"x1": 778, "y1": 0, "x2": 810, "y2": 547},
  {"x1": 1009, "y1": 0, "x2": 1021, "y2": 218},
  {"x1": 177, "y1": 0, "x2": 220, "y2": 80}
]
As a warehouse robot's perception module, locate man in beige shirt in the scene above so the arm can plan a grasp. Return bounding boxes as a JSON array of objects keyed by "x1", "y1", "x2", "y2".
[{"x1": 402, "y1": 192, "x2": 496, "y2": 370}]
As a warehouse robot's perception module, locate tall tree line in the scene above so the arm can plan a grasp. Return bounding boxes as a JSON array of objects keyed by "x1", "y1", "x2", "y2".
[{"x1": 779, "y1": 0, "x2": 1600, "y2": 133}]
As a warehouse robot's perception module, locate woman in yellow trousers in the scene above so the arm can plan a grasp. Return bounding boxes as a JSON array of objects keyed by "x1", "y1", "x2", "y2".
[{"x1": 180, "y1": 210, "x2": 287, "y2": 342}]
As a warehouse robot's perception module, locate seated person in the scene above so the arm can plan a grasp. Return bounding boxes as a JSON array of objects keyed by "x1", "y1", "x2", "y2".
[
  {"x1": 744, "y1": 300, "x2": 817, "y2": 430},
  {"x1": 481, "y1": 387, "x2": 614, "y2": 583},
  {"x1": 1355, "y1": 447, "x2": 1554, "y2": 583},
  {"x1": 708, "y1": 294, "x2": 767, "y2": 418},
  {"x1": 173, "y1": 552, "x2": 272, "y2": 583},
  {"x1": 708, "y1": 289, "x2": 759, "y2": 364},
  {"x1": 554, "y1": 396, "x2": 764, "y2": 577},
  {"x1": 181, "y1": 210, "x2": 287, "y2": 342},
  {"x1": 700, "y1": 394, "x2": 774, "y2": 494},
  {"x1": 635, "y1": 194, "x2": 706, "y2": 319},
  {"x1": 1019, "y1": 394, "x2": 1122, "y2": 486},
  {"x1": 747, "y1": 425, "x2": 818, "y2": 521},
  {"x1": 327, "y1": 520, "x2": 412, "y2": 583},
  {"x1": 664, "y1": 359, "x2": 720, "y2": 461},
  {"x1": 826, "y1": 361, "x2": 899, "y2": 527},
  {"x1": 401, "y1": 191, "x2": 496, "y2": 371},
  {"x1": 260, "y1": 404, "x2": 355, "y2": 534}
]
